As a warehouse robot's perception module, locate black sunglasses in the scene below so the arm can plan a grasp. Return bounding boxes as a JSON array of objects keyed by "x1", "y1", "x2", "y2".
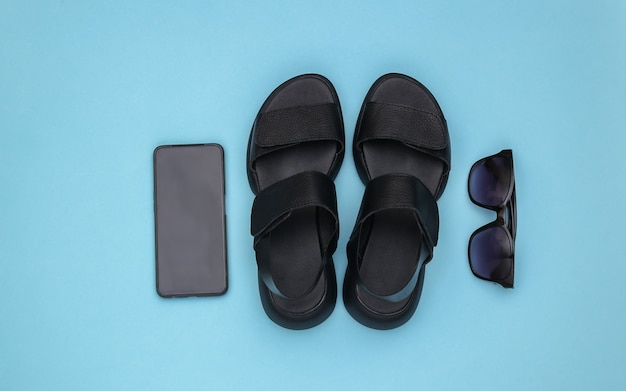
[{"x1": 468, "y1": 149, "x2": 516, "y2": 288}]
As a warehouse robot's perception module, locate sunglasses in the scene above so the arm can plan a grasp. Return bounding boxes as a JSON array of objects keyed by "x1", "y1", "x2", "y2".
[{"x1": 468, "y1": 149, "x2": 516, "y2": 288}]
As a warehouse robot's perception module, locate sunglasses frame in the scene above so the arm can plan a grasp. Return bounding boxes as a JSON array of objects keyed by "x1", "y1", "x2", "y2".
[{"x1": 468, "y1": 149, "x2": 516, "y2": 288}]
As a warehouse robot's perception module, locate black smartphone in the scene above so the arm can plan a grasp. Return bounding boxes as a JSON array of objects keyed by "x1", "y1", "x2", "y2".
[{"x1": 153, "y1": 144, "x2": 227, "y2": 297}]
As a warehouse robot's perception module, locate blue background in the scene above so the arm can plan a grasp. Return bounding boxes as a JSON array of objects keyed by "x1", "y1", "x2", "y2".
[{"x1": 2, "y1": 1, "x2": 625, "y2": 389}]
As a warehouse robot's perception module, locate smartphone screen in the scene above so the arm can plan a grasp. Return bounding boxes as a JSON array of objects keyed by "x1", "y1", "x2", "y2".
[{"x1": 153, "y1": 144, "x2": 227, "y2": 297}]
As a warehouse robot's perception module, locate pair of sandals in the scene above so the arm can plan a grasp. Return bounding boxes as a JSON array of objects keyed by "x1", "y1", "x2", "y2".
[{"x1": 247, "y1": 73, "x2": 450, "y2": 330}]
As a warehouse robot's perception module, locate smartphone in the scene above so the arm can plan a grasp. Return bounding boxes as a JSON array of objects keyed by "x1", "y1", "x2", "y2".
[{"x1": 153, "y1": 144, "x2": 227, "y2": 297}]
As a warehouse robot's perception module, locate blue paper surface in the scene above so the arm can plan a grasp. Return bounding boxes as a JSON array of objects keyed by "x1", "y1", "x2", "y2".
[{"x1": 1, "y1": 1, "x2": 625, "y2": 389}]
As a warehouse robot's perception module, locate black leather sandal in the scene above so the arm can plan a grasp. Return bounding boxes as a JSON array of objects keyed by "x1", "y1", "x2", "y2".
[
  {"x1": 247, "y1": 74, "x2": 344, "y2": 329},
  {"x1": 344, "y1": 73, "x2": 450, "y2": 329}
]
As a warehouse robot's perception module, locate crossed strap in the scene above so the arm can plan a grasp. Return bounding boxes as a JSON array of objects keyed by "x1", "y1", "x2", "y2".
[
  {"x1": 250, "y1": 103, "x2": 344, "y2": 166},
  {"x1": 347, "y1": 174, "x2": 439, "y2": 302},
  {"x1": 356, "y1": 101, "x2": 450, "y2": 169},
  {"x1": 251, "y1": 171, "x2": 339, "y2": 299}
]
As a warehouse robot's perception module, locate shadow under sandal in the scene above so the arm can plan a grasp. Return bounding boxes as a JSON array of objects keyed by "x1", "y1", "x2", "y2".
[
  {"x1": 247, "y1": 74, "x2": 344, "y2": 330},
  {"x1": 344, "y1": 73, "x2": 450, "y2": 329}
]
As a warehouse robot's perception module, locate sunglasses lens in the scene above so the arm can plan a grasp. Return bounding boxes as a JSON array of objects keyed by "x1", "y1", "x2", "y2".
[
  {"x1": 469, "y1": 156, "x2": 512, "y2": 207},
  {"x1": 469, "y1": 226, "x2": 513, "y2": 281}
]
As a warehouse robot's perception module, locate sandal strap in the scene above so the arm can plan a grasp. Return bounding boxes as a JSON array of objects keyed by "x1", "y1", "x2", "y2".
[
  {"x1": 251, "y1": 171, "x2": 338, "y2": 243},
  {"x1": 353, "y1": 174, "x2": 438, "y2": 247},
  {"x1": 357, "y1": 102, "x2": 449, "y2": 168},
  {"x1": 250, "y1": 103, "x2": 344, "y2": 164},
  {"x1": 347, "y1": 174, "x2": 439, "y2": 302},
  {"x1": 251, "y1": 171, "x2": 339, "y2": 299}
]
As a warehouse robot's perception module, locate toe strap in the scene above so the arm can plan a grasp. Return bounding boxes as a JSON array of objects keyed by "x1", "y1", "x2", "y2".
[
  {"x1": 347, "y1": 174, "x2": 439, "y2": 302},
  {"x1": 356, "y1": 102, "x2": 450, "y2": 172},
  {"x1": 251, "y1": 171, "x2": 339, "y2": 298},
  {"x1": 250, "y1": 103, "x2": 344, "y2": 170}
]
